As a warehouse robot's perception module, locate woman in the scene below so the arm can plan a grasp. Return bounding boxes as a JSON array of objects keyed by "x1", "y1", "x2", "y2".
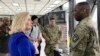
[{"x1": 8, "y1": 12, "x2": 35, "y2": 56}]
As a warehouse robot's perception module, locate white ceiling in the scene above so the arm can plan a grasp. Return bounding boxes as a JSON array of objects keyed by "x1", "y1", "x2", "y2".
[{"x1": 0, "y1": 0, "x2": 68, "y2": 15}]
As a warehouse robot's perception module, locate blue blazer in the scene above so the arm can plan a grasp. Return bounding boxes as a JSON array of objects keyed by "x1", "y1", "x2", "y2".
[{"x1": 8, "y1": 32, "x2": 35, "y2": 56}]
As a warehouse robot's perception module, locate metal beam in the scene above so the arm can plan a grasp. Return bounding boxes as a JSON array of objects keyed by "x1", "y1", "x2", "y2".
[
  {"x1": 97, "y1": 0, "x2": 100, "y2": 43},
  {"x1": 69, "y1": 0, "x2": 75, "y2": 36},
  {"x1": 0, "y1": 0, "x2": 16, "y2": 14},
  {"x1": 25, "y1": 0, "x2": 27, "y2": 12},
  {"x1": 37, "y1": 0, "x2": 50, "y2": 14}
]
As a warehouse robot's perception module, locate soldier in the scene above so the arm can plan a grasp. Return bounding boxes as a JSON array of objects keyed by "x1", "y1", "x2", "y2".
[
  {"x1": 0, "y1": 17, "x2": 10, "y2": 56},
  {"x1": 0, "y1": 19, "x2": 3, "y2": 26},
  {"x1": 43, "y1": 17, "x2": 62, "y2": 56},
  {"x1": 70, "y1": 2, "x2": 100, "y2": 56}
]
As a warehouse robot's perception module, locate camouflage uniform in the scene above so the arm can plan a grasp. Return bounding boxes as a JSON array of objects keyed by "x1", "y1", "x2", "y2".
[
  {"x1": 0, "y1": 24, "x2": 10, "y2": 53},
  {"x1": 70, "y1": 17, "x2": 100, "y2": 56},
  {"x1": 43, "y1": 25, "x2": 62, "y2": 56}
]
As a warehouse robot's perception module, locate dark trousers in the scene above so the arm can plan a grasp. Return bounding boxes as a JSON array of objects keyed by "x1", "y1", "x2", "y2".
[
  {"x1": 54, "y1": 50, "x2": 61, "y2": 56},
  {"x1": 35, "y1": 54, "x2": 39, "y2": 56}
]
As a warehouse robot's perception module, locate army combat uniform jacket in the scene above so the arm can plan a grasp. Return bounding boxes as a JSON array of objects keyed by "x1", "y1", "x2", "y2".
[
  {"x1": 70, "y1": 17, "x2": 100, "y2": 56},
  {"x1": 0, "y1": 24, "x2": 10, "y2": 53},
  {"x1": 43, "y1": 25, "x2": 62, "y2": 56}
]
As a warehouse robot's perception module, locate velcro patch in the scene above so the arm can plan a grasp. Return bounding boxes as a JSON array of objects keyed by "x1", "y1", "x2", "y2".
[{"x1": 72, "y1": 34, "x2": 79, "y2": 42}]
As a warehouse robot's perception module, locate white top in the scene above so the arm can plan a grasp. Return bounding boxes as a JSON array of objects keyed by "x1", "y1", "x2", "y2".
[{"x1": 26, "y1": 24, "x2": 40, "y2": 39}]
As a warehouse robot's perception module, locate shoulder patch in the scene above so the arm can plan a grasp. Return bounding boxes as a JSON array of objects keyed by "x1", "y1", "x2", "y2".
[{"x1": 72, "y1": 34, "x2": 79, "y2": 42}]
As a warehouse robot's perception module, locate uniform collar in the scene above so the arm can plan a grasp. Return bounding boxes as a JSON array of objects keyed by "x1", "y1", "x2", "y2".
[
  {"x1": 79, "y1": 17, "x2": 90, "y2": 23},
  {"x1": 49, "y1": 24, "x2": 56, "y2": 27}
]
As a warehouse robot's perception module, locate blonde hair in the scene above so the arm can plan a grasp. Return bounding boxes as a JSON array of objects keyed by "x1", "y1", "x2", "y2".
[{"x1": 10, "y1": 12, "x2": 30, "y2": 34}]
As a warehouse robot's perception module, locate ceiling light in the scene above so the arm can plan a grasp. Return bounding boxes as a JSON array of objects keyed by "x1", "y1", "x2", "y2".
[
  {"x1": 45, "y1": 10, "x2": 48, "y2": 11},
  {"x1": 47, "y1": 8, "x2": 52, "y2": 10},
  {"x1": 50, "y1": 5, "x2": 56, "y2": 7},
  {"x1": 53, "y1": 0, "x2": 61, "y2": 4},
  {"x1": 17, "y1": 8, "x2": 21, "y2": 11},
  {"x1": 12, "y1": 3, "x2": 19, "y2": 6},
  {"x1": 75, "y1": 0, "x2": 86, "y2": 4},
  {"x1": 45, "y1": 10, "x2": 49, "y2": 12}
]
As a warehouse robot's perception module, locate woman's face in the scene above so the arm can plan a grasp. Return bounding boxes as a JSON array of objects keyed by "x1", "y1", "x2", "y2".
[{"x1": 25, "y1": 15, "x2": 33, "y2": 30}]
